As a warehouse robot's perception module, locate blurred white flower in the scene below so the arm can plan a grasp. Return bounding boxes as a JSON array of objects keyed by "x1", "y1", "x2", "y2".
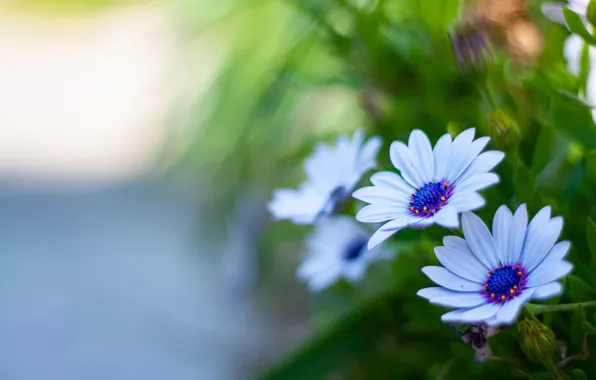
[
  {"x1": 418, "y1": 204, "x2": 572, "y2": 326},
  {"x1": 296, "y1": 216, "x2": 389, "y2": 292},
  {"x1": 542, "y1": 0, "x2": 596, "y2": 120},
  {"x1": 353, "y1": 128, "x2": 503, "y2": 250},
  {"x1": 268, "y1": 129, "x2": 382, "y2": 225}
]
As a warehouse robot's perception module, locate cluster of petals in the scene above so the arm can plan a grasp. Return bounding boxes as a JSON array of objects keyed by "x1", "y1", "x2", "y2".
[
  {"x1": 418, "y1": 205, "x2": 572, "y2": 326},
  {"x1": 268, "y1": 129, "x2": 381, "y2": 225},
  {"x1": 353, "y1": 128, "x2": 504, "y2": 249}
]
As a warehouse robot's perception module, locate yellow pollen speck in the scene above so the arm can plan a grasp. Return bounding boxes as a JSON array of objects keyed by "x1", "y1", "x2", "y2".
[
  {"x1": 410, "y1": 207, "x2": 415, "y2": 211},
  {"x1": 490, "y1": 293, "x2": 495, "y2": 299},
  {"x1": 509, "y1": 289, "x2": 514, "y2": 294},
  {"x1": 514, "y1": 285, "x2": 518, "y2": 290},
  {"x1": 415, "y1": 210, "x2": 420, "y2": 214},
  {"x1": 423, "y1": 206, "x2": 428, "y2": 211},
  {"x1": 443, "y1": 183, "x2": 448, "y2": 187},
  {"x1": 517, "y1": 271, "x2": 522, "y2": 276},
  {"x1": 501, "y1": 295, "x2": 506, "y2": 300},
  {"x1": 440, "y1": 196, "x2": 446, "y2": 202}
]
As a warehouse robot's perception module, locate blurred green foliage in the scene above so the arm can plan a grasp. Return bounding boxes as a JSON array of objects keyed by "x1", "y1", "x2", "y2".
[{"x1": 169, "y1": 0, "x2": 596, "y2": 378}]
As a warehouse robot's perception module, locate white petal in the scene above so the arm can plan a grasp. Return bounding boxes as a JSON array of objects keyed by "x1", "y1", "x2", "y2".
[
  {"x1": 421, "y1": 266, "x2": 484, "y2": 291},
  {"x1": 268, "y1": 187, "x2": 325, "y2": 224},
  {"x1": 352, "y1": 186, "x2": 409, "y2": 205},
  {"x1": 541, "y1": 3, "x2": 566, "y2": 24},
  {"x1": 518, "y1": 205, "x2": 554, "y2": 264},
  {"x1": 434, "y1": 246, "x2": 488, "y2": 283},
  {"x1": 390, "y1": 141, "x2": 425, "y2": 188},
  {"x1": 433, "y1": 133, "x2": 452, "y2": 180},
  {"x1": 304, "y1": 265, "x2": 342, "y2": 292},
  {"x1": 366, "y1": 218, "x2": 407, "y2": 249},
  {"x1": 355, "y1": 204, "x2": 404, "y2": 223},
  {"x1": 356, "y1": 136, "x2": 382, "y2": 176},
  {"x1": 493, "y1": 205, "x2": 513, "y2": 265},
  {"x1": 369, "y1": 171, "x2": 415, "y2": 194},
  {"x1": 462, "y1": 212, "x2": 499, "y2": 269},
  {"x1": 456, "y1": 150, "x2": 505, "y2": 184},
  {"x1": 417, "y1": 287, "x2": 456, "y2": 300},
  {"x1": 526, "y1": 261, "x2": 573, "y2": 288},
  {"x1": 456, "y1": 173, "x2": 500, "y2": 192},
  {"x1": 344, "y1": 261, "x2": 368, "y2": 282},
  {"x1": 447, "y1": 131, "x2": 491, "y2": 182},
  {"x1": 460, "y1": 303, "x2": 500, "y2": 322},
  {"x1": 493, "y1": 289, "x2": 535, "y2": 325},
  {"x1": 409, "y1": 129, "x2": 434, "y2": 182},
  {"x1": 522, "y1": 216, "x2": 564, "y2": 272},
  {"x1": 544, "y1": 241, "x2": 571, "y2": 262},
  {"x1": 448, "y1": 192, "x2": 486, "y2": 212},
  {"x1": 564, "y1": 34, "x2": 584, "y2": 76},
  {"x1": 531, "y1": 282, "x2": 563, "y2": 300},
  {"x1": 433, "y1": 205, "x2": 460, "y2": 228},
  {"x1": 508, "y1": 204, "x2": 528, "y2": 264},
  {"x1": 429, "y1": 292, "x2": 487, "y2": 308},
  {"x1": 440, "y1": 308, "x2": 473, "y2": 322}
]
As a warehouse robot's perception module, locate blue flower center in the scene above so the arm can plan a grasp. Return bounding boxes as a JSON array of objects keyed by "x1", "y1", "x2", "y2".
[
  {"x1": 409, "y1": 181, "x2": 452, "y2": 217},
  {"x1": 343, "y1": 238, "x2": 367, "y2": 262},
  {"x1": 483, "y1": 264, "x2": 526, "y2": 304}
]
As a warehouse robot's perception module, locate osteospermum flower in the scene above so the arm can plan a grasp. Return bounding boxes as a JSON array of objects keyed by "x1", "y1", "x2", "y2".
[
  {"x1": 418, "y1": 204, "x2": 573, "y2": 326},
  {"x1": 296, "y1": 216, "x2": 388, "y2": 292},
  {"x1": 268, "y1": 129, "x2": 381, "y2": 225},
  {"x1": 353, "y1": 128, "x2": 503, "y2": 249}
]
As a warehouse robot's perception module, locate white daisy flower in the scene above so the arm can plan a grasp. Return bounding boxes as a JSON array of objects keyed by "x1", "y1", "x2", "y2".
[
  {"x1": 418, "y1": 204, "x2": 573, "y2": 326},
  {"x1": 268, "y1": 129, "x2": 382, "y2": 225},
  {"x1": 296, "y1": 216, "x2": 388, "y2": 292},
  {"x1": 353, "y1": 128, "x2": 504, "y2": 250}
]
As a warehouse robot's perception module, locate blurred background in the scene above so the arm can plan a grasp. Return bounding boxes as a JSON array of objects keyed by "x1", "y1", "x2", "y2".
[
  {"x1": 0, "y1": 0, "x2": 314, "y2": 379},
  {"x1": 0, "y1": 0, "x2": 588, "y2": 379}
]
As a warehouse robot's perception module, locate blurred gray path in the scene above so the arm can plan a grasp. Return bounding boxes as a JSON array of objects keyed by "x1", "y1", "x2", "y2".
[{"x1": 0, "y1": 182, "x2": 267, "y2": 380}]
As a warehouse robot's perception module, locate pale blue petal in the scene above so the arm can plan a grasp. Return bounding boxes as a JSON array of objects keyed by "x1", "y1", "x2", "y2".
[
  {"x1": 493, "y1": 289, "x2": 535, "y2": 325},
  {"x1": 433, "y1": 133, "x2": 452, "y2": 181},
  {"x1": 522, "y1": 216, "x2": 564, "y2": 272},
  {"x1": 460, "y1": 303, "x2": 500, "y2": 322},
  {"x1": 526, "y1": 261, "x2": 573, "y2": 288},
  {"x1": 462, "y1": 212, "x2": 499, "y2": 269},
  {"x1": 370, "y1": 171, "x2": 415, "y2": 194},
  {"x1": 531, "y1": 282, "x2": 563, "y2": 300},
  {"x1": 433, "y1": 205, "x2": 460, "y2": 228},
  {"x1": 508, "y1": 204, "x2": 528, "y2": 264},
  {"x1": 434, "y1": 246, "x2": 488, "y2": 282},
  {"x1": 409, "y1": 129, "x2": 434, "y2": 182},
  {"x1": 448, "y1": 192, "x2": 486, "y2": 212},
  {"x1": 493, "y1": 205, "x2": 513, "y2": 265},
  {"x1": 390, "y1": 141, "x2": 425, "y2": 188},
  {"x1": 421, "y1": 266, "x2": 484, "y2": 291},
  {"x1": 544, "y1": 241, "x2": 571, "y2": 262}
]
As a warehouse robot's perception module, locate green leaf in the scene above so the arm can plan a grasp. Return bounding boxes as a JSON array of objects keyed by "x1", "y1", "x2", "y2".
[
  {"x1": 581, "y1": 320, "x2": 596, "y2": 335},
  {"x1": 569, "y1": 275, "x2": 596, "y2": 302},
  {"x1": 563, "y1": 8, "x2": 596, "y2": 45},
  {"x1": 587, "y1": 218, "x2": 596, "y2": 258},
  {"x1": 572, "y1": 368, "x2": 589, "y2": 380}
]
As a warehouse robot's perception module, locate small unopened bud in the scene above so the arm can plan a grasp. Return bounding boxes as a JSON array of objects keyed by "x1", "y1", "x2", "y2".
[
  {"x1": 449, "y1": 22, "x2": 492, "y2": 71},
  {"x1": 517, "y1": 317, "x2": 556, "y2": 362}
]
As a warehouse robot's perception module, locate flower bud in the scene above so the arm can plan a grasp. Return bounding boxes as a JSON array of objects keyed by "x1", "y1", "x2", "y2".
[{"x1": 517, "y1": 317, "x2": 556, "y2": 362}]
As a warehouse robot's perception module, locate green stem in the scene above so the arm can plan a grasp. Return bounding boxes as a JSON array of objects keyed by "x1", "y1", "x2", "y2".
[{"x1": 526, "y1": 301, "x2": 596, "y2": 315}]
